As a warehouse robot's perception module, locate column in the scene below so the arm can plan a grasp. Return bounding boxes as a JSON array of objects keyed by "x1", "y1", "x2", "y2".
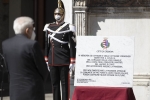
[{"x1": 73, "y1": 0, "x2": 88, "y2": 36}]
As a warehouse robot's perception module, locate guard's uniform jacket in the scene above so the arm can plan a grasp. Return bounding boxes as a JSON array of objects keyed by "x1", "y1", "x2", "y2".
[{"x1": 44, "y1": 22, "x2": 76, "y2": 66}]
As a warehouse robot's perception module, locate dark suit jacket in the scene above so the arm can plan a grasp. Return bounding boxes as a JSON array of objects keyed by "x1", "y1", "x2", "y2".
[
  {"x1": 2, "y1": 34, "x2": 49, "y2": 100},
  {"x1": 45, "y1": 22, "x2": 76, "y2": 66}
]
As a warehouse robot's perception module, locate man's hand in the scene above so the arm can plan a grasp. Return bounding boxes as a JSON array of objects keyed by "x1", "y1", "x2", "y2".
[{"x1": 69, "y1": 63, "x2": 75, "y2": 72}]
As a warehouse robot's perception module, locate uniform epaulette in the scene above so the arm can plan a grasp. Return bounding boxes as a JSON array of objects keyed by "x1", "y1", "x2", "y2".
[
  {"x1": 69, "y1": 24, "x2": 76, "y2": 33},
  {"x1": 43, "y1": 23, "x2": 49, "y2": 31},
  {"x1": 43, "y1": 22, "x2": 57, "y2": 31}
]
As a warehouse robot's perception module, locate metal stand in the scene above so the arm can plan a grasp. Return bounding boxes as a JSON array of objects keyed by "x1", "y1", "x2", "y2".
[
  {"x1": 0, "y1": 65, "x2": 4, "y2": 100},
  {"x1": 0, "y1": 53, "x2": 5, "y2": 100}
]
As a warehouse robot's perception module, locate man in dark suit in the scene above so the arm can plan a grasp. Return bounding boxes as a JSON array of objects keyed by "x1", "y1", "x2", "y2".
[
  {"x1": 43, "y1": 0, "x2": 76, "y2": 100},
  {"x1": 2, "y1": 16, "x2": 49, "y2": 100}
]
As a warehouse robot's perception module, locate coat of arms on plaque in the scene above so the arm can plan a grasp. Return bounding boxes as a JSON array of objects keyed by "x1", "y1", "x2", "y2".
[{"x1": 101, "y1": 37, "x2": 110, "y2": 49}]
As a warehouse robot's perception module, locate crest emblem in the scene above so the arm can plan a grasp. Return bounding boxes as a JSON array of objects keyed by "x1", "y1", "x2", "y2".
[{"x1": 101, "y1": 37, "x2": 110, "y2": 49}]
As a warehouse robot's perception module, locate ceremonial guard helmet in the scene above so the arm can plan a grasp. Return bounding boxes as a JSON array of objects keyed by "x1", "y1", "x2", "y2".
[{"x1": 54, "y1": 0, "x2": 65, "y2": 21}]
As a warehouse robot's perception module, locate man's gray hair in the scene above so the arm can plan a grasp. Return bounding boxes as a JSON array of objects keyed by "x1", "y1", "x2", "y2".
[{"x1": 13, "y1": 16, "x2": 34, "y2": 34}]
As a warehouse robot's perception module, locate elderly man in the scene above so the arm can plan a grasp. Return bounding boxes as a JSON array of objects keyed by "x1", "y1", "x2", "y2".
[{"x1": 2, "y1": 16, "x2": 49, "y2": 100}]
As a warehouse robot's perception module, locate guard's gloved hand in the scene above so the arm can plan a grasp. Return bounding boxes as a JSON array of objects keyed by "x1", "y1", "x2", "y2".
[
  {"x1": 69, "y1": 63, "x2": 75, "y2": 72},
  {"x1": 45, "y1": 56, "x2": 48, "y2": 62},
  {"x1": 46, "y1": 62, "x2": 50, "y2": 72}
]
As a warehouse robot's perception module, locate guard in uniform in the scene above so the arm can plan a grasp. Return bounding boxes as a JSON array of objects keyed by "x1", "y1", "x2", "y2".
[{"x1": 43, "y1": 0, "x2": 76, "y2": 100}]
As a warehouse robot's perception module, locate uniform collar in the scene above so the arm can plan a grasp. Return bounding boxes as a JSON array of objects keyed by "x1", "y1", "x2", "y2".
[{"x1": 56, "y1": 21, "x2": 65, "y2": 25}]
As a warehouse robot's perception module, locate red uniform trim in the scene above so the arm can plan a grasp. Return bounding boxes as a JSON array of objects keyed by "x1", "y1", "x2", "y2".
[
  {"x1": 44, "y1": 56, "x2": 48, "y2": 62},
  {"x1": 70, "y1": 58, "x2": 75, "y2": 63},
  {"x1": 68, "y1": 72, "x2": 70, "y2": 100},
  {"x1": 51, "y1": 41, "x2": 54, "y2": 65}
]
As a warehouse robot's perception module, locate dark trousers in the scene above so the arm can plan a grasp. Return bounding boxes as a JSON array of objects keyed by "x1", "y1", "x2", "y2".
[{"x1": 50, "y1": 66, "x2": 69, "y2": 100}]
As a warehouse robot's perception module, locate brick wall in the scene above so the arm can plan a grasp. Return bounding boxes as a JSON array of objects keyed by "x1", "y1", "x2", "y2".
[{"x1": 0, "y1": 1, "x2": 9, "y2": 53}]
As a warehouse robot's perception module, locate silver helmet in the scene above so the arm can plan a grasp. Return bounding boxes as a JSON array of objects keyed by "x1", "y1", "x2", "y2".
[{"x1": 54, "y1": 0, "x2": 65, "y2": 22}]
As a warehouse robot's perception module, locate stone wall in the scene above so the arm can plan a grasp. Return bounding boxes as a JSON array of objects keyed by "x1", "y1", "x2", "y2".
[{"x1": 0, "y1": 1, "x2": 9, "y2": 53}]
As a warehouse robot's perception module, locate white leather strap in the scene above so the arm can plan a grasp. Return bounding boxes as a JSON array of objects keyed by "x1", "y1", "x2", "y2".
[
  {"x1": 48, "y1": 34, "x2": 68, "y2": 44},
  {"x1": 55, "y1": 22, "x2": 68, "y2": 32},
  {"x1": 48, "y1": 22, "x2": 69, "y2": 44},
  {"x1": 46, "y1": 28, "x2": 71, "y2": 34}
]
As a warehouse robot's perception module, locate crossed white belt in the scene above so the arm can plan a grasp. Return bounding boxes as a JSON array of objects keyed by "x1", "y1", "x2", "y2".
[{"x1": 46, "y1": 28, "x2": 72, "y2": 44}]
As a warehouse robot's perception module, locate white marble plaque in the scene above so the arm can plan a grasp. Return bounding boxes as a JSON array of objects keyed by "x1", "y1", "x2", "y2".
[{"x1": 74, "y1": 36, "x2": 134, "y2": 87}]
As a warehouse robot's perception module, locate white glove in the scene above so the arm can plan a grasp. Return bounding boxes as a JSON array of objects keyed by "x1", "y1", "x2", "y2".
[
  {"x1": 69, "y1": 63, "x2": 75, "y2": 72},
  {"x1": 46, "y1": 62, "x2": 50, "y2": 72}
]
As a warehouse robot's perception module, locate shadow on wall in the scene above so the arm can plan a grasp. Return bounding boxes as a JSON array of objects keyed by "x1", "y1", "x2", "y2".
[{"x1": 88, "y1": 14, "x2": 150, "y2": 36}]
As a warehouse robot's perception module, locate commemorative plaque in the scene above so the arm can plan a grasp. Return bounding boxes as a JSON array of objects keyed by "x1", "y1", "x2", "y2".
[{"x1": 74, "y1": 36, "x2": 134, "y2": 87}]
